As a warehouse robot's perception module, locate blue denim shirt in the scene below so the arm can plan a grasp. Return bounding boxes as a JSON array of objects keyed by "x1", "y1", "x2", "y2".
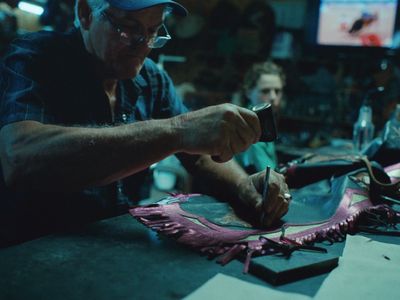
[{"x1": 0, "y1": 29, "x2": 187, "y2": 244}]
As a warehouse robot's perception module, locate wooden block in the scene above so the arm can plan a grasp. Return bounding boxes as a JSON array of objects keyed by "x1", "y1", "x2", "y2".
[{"x1": 247, "y1": 242, "x2": 344, "y2": 285}]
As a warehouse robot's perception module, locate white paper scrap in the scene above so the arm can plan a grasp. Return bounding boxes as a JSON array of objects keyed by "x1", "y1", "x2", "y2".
[{"x1": 184, "y1": 273, "x2": 311, "y2": 300}]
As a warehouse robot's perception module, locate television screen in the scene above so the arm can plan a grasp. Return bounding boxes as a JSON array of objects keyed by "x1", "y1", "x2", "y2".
[{"x1": 317, "y1": 0, "x2": 398, "y2": 48}]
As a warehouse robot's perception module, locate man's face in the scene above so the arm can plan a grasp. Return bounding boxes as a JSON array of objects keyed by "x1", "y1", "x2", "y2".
[
  {"x1": 87, "y1": 5, "x2": 165, "y2": 79},
  {"x1": 248, "y1": 74, "x2": 283, "y2": 112}
]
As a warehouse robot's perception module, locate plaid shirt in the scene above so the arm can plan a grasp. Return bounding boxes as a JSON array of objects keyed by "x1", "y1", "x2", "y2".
[{"x1": 0, "y1": 29, "x2": 187, "y2": 245}]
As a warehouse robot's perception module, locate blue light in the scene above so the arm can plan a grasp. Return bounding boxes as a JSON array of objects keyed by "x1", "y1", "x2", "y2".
[{"x1": 18, "y1": 1, "x2": 44, "y2": 16}]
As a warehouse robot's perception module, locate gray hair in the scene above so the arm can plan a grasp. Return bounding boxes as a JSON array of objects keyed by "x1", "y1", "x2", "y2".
[{"x1": 74, "y1": 0, "x2": 110, "y2": 28}]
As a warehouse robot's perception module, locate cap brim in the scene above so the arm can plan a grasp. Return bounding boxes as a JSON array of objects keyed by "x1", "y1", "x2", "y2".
[{"x1": 106, "y1": 0, "x2": 188, "y2": 16}]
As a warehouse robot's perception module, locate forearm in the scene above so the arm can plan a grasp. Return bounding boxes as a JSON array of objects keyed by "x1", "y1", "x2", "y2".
[
  {"x1": 0, "y1": 120, "x2": 179, "y2": 191},
  {"x1": 0, "y1": 103, "x2": 261, "y2": 192},
  {"x1": 181, "y1": 154, "x2": 248, "y2": 203}
]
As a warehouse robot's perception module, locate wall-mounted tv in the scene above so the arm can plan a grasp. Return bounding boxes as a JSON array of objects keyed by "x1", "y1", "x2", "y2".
[
  {"x1": 317, "y1": 0, "x2": 398, "y2": 48},
  {"x1": 304, "y1": 0, "x2": 400, "y2": 59}
]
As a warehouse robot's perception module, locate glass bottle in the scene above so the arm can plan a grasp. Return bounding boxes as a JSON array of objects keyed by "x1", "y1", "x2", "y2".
[
  {"x1": 382, "y1": 103, "x2": 400, "y2": 142},
  {"x1": 353, "y1": 105, "x2": 375, "y2": 152}
]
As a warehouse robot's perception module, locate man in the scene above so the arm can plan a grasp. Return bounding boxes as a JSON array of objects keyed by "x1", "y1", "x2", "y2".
[{"x1": 0, "y1": 0, "x2": 290, "y2": 247}]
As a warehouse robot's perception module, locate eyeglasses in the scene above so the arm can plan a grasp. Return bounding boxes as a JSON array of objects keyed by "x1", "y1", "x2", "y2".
[{"x1": 101, "y1": 12, "x2": 171, "y2": 49}]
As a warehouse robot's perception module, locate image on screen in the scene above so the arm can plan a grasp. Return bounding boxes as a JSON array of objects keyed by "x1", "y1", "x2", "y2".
[{"x1": 317, "y1": 0, "x2": 398, "y2": 47}]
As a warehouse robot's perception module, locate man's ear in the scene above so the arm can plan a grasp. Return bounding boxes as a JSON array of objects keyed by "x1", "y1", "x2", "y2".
[{"x1": 77, "y1": 0, "x2": 93, "y2": 30}]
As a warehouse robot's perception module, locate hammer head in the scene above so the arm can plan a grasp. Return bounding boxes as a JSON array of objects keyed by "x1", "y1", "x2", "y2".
[{"x1": 252, "y1": 103, "x2": 277, "y2": 142}]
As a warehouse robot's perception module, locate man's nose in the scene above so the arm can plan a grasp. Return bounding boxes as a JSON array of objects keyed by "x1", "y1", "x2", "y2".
[{"x1": 267, "y1": 90, "x2": 277, "y2": 101}]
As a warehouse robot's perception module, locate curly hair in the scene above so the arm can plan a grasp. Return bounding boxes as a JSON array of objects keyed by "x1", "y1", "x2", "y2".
[{"x1": 242, "y1": 61, "x2": 286, "y2": 93}]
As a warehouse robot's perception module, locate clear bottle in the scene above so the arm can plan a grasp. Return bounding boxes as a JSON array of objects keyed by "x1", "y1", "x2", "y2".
[
  {"x1": 382, "y1": 103, "x2": 400, "y2": 142},
  {"x1": 353, "y1": 105, "x2": 375, "y2": 152}
]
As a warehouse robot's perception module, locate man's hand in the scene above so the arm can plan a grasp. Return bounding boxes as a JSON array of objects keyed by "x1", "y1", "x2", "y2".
[
  {"x1": 237, "y1": 169, "x2": 290, "y2": 227},
  {"x1": 172, "y1": 103, "x2": 261, "y2": 162}
]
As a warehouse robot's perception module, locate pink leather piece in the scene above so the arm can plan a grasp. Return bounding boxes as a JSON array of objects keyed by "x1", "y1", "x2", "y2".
[{"x1": 130, "y1": 163, "x2": 400, "y2": 273}]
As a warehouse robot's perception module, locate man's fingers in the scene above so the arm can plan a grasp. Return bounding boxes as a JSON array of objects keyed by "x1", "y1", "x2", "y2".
[
  {"x1": 277, "y1": 198, "x2": 290, "y2": 218},
  {"x1": 247, "y1": 169, "x2": 291, "y2": 227},
  {"x1": 236, "y1": 106, "x2": 262, "y2": 143},
  {"x1": 265, "y1": 195, "x2": 283, "y2": 223},
  {"x1": 283, "y1": 193, "x2": 292, "y2": 200},
  {"x1": 262, "y1": 196, "x2": 289, "y2": 227},
  {"x1": 264, "y1": 182, "x2": 280, "y2": 214},
  {"x1": 230, "y1": 128, "x2": 248, "y2": 154},
  {"x1": 261, "y1": 188, "x2": 291, "y2": 226},
  {"x1": 230, "y1": 110, "x2": 259, "y2": 153},
  {"x1": 216, "y1": 141, "x2": 234, "y2": 163}
]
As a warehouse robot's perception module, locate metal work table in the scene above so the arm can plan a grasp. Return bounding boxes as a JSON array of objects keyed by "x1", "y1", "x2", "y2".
[{"x1": 0, "y1": 213, "x2": 341, "y2": 300}]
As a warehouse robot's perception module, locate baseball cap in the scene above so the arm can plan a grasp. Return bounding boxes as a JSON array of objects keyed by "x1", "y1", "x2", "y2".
[{"x1": 106, "y1": 0, "x2": 188, "y2": 16}]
